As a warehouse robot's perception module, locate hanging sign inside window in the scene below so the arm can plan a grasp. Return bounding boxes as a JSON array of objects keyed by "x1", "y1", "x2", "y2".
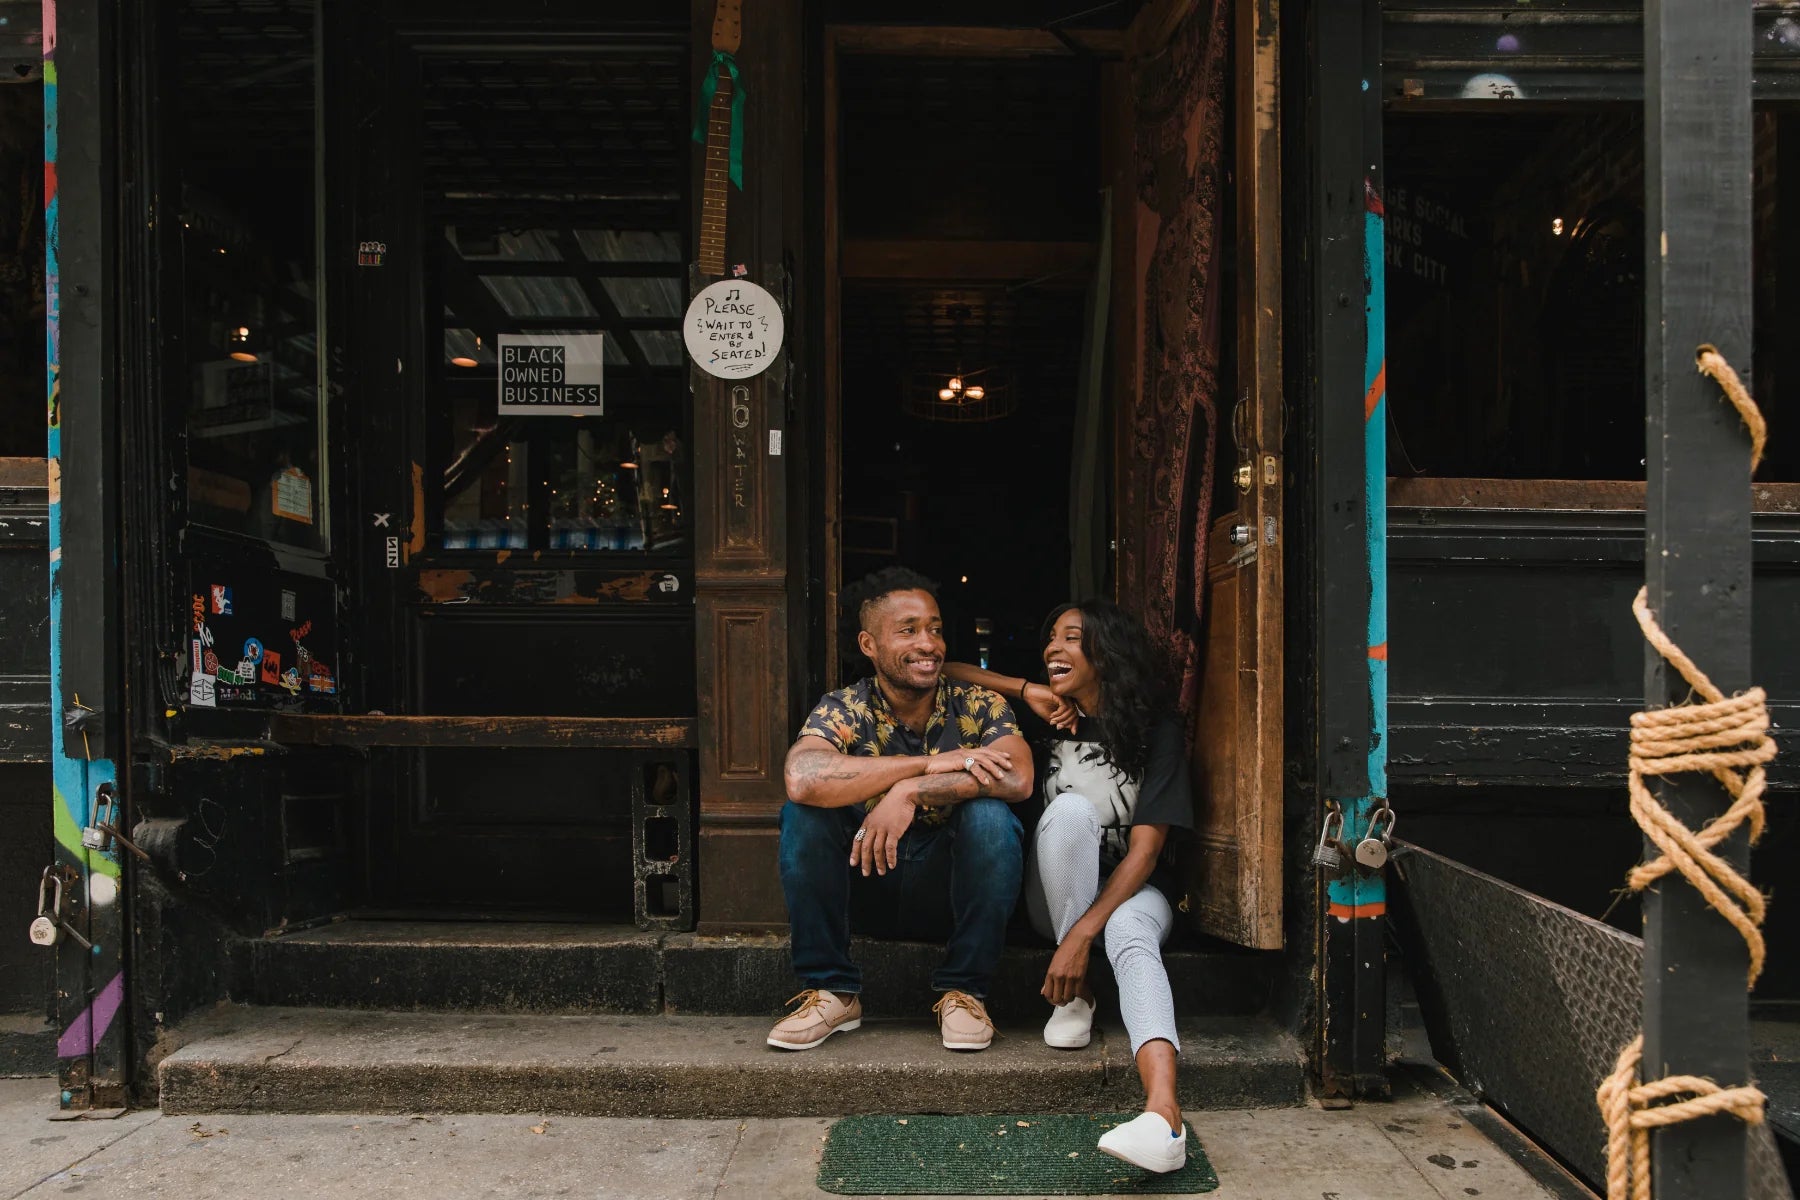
[
  {"x1": 683, "y1": 279, "x2": 784, "y2": 379},
  {"x1": 271, "y1": 467, "x2": 314, "y2": 524},
  {"x1": 496, "y1": 333, "x2": 607, "y2": 415}
]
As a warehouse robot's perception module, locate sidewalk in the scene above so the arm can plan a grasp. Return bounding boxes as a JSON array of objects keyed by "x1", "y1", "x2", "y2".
[{"x1": 0, "y1": 1072, "x2": 1588, "y2": 1200}]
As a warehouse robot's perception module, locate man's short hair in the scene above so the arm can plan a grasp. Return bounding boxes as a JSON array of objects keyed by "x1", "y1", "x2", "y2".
[{"x1": 849, "y1": 566, "x2": 938, "y2": 634}]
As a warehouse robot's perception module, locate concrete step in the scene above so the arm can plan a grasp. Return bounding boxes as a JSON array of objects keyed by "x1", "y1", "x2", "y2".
[
  {"x1": 241, "y1": 920, "x2": 1277, "y2": 1022},
  {"x1": 0, "y1": 1015, "x2": 55, "y2": 1078},
  {"x1": 156, "y1": 1005, "x2": 1305, "y2": 1118}
]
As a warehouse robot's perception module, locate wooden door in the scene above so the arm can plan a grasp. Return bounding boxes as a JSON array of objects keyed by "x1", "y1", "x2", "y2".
[{"x1": 1187, "y1": 0, "x2": 1285, "y2": 950}]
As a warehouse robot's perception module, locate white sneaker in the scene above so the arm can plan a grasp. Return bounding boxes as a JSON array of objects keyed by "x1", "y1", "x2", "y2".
[
  {"x1": 1043, "y1": 996, "x2": 1095, "y2": 1049},
  {"x1": 1097, "y1": 1111, "x2": 1187, "y2": 1174}
]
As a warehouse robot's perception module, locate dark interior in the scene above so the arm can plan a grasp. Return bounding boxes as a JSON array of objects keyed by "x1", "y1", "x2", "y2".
[
  {"x1": 836, "y1": 52, "x2": 1102, "y2": 683},
  {"x1": 1385, "y1": 109, "x2": 1800, "y2": 483}
]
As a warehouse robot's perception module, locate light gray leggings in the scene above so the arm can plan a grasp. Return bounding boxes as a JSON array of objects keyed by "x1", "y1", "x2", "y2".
[{"x1": 1026, "y1": 792, "x2": 1180, "y2": 1056}]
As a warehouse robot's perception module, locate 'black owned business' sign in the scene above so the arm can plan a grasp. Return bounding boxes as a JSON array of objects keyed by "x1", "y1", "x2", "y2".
[{"x1": 496, "y1": 333, "x2": 606, "y2": 415}]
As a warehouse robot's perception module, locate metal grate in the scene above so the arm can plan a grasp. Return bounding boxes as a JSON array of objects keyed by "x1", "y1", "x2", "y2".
[{"x1": 1394, "y1": 842, "x2": 1793, "y2": 1198}]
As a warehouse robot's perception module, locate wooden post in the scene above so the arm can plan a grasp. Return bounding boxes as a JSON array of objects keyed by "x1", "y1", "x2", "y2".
[
  {"x1": 1313, "y1": 0, "x2": 1388, "y2": 1101},
  {"x1": 47, "y1": 0, "x2": 129, "y2": 1109},
  {"x1": 1642, "y1": 1, "x2": 1755, "y2": 1194},
  {"x1": 690, "y1": 0, "x2": 804, "y2": 931}
]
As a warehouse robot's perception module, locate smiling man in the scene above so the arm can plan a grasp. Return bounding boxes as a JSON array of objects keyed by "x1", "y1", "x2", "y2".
[{"x1": 770, "y1": 567, "x2": 1033, "y2": 1053}]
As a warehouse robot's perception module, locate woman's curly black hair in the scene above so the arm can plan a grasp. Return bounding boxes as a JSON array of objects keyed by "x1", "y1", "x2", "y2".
[{"x1": 1040, "y1": 598, "x2": 1174, "y2": 783}]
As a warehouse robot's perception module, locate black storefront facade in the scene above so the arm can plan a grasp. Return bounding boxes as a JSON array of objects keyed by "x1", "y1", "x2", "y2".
[{"x1": 28, "y1": 2, "x2": 1800, "y2": 1192}]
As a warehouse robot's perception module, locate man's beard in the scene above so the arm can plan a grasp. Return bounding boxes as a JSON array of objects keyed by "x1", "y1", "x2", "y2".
[{"x1": 877, "y1": 656, "x2": 939, "y2": 700}]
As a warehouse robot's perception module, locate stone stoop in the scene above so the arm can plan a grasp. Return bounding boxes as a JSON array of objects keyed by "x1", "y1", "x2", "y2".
[
  {"x1": 156, "y1": 1006, "x2": 1306, "y2": 1118},
  {"x1": 0, "y1": 1015, "x2": 57, "y2": 1078},
  {"x1": 239, "y1": 921, "x2": 1278, "y2": 1021}
]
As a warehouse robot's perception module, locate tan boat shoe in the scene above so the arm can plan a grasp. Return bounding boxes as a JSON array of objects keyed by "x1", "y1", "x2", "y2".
[
  {"x1": 932, "y1": 990, "x2": 995, "y2": 1051},
  {"x1": 767, "y1": 989, "x2": 862, "y2": 1051}
]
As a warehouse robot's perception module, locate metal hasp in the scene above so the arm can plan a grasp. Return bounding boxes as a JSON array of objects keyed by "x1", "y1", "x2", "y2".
[
  {"x1": 1312, "y1": 0, "x2": 1390, "y2": 1101},
  {"x1": 1641, "y1": 1, "x2": 1756, "y2": 1195}
]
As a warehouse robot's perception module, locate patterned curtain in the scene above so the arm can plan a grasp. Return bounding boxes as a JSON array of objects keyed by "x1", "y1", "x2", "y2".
[{"x1": 1116, "y1": 0, "x2": 1231, "y2": 712}]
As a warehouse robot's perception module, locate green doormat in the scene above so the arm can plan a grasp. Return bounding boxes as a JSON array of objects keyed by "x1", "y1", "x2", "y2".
[{"x1": 817, "y1": 1113, "x2": 1219, "y2": 1196}]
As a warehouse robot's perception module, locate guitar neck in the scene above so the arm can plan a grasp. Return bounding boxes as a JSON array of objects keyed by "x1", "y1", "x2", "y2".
[{"x1": 697, "y1": 77, "x2": 734, "y2": 278}]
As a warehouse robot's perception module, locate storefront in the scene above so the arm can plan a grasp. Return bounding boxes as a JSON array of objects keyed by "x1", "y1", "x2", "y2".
[{"x1": 31, "y1": 3, "x2": 1800, "y2": 1189}]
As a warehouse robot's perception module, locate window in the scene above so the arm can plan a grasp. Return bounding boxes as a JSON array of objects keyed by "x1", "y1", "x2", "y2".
[
  {"x1": 432, "y1": 224, "x2": 689, "y2": 553},
  {"x1": 176, "y1": 0, "x2": 325, "y2": 550}
]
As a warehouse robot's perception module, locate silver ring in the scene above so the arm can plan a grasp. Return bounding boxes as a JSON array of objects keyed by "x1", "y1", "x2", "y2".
[
  {"x1": 854, "y1": 829, "x2": 867, "y2": 842},
  {"x1": 963, "y1": 757, "x2": 975, "y2": 770}
]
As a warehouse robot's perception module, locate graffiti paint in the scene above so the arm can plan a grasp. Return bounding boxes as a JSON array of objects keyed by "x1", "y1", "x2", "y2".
[
  {"x1": 53, "y1": 970, "x2": 122, "y2": 1059},
  {"x1": 1327, "y1": 175, "x2": 1390, "y2": 922},
  {"x1": 44, "y1": 0, "x2": 126, "y2": 1102}
]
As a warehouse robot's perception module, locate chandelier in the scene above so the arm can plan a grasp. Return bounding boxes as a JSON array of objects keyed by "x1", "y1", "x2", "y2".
[{"x1": 905, "y1": 366, "x2": 1016, "y2": 423}]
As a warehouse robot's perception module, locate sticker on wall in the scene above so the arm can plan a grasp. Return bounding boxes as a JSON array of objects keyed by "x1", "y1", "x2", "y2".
[
  {"x1": 385, "y1": 536, "x2": 400, "y2": 569},
  {"x1": 260, "y1": 649, "x2": 283, "y2": 685},
  {"x1": 188, "y1": 673, "x2": 216, "y2": 708},
  {"x1": 308, "y1": 663, "x2": 337, "y2": 695},
  {"x1": 191, "y1": 594, "x2": 206, "y2": 633},
  {"x1": 683, "y1": 279, "x2": 784, "y2": 380},
  {"x1": 210, "y1": 585, "x2": 233, "y2": 616},
  {"x1": 215, "y1": 663, "x2": 251, "y2": 686},
  {"x1": 357, "y1": 240, "x2": 386, "y2": 267},
  {"x1": 190, "y1": 639, "x2": 203, "y2": 675},
  {"x1": 242, "y1": 637, "x2": 264, "y2": 665},
  {"x1": 280, "y1": 667, "x2": 303, "y2": 696},
  {"x1": 271, "y1": 468, "x2": 314, "y2": 524},
  {"x1": 280, "y1": 589, "x2": 296, "y2": 621}
]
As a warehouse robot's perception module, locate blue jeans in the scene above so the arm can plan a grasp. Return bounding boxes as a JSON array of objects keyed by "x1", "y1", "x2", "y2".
[{"x1": 778, "y1": 797, "x2": 1024, "y2": 999}]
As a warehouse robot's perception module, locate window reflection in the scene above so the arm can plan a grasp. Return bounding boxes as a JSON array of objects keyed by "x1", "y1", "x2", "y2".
[
  {"x1": 179, "y1": 0, "x2": 323, "y2": 551},
  {"x1": 440, "y1": 415, "x2": 690, "y2": 553},
  {"x1": 434, "y1": 223, "x2": 688, "y2": 553}
]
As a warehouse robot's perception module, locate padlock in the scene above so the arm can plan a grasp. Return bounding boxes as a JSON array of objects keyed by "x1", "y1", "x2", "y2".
[
  {"x1": 1312, "y1": 808, "x2": 1345, "y2": 872},
  {"x1": 28, "y1": 868, "x2": 89, "y2": 951},
  {"x1": 1354, "y1": 806, "x2": 1397, "y2": 870},
  {"x1": 80, "y1": 783, "x2": 118, "y2": 852}
]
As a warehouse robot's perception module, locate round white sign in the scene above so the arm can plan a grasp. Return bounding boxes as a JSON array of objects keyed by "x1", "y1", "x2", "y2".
[{"x1": 683, "y1": 278, "x2": 785, "y2": 379}]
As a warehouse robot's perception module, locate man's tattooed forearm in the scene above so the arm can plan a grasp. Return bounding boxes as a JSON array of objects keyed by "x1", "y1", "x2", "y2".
[
  {"x1": 914, "y1": 774, "x2": 973, "y2": 802},
  {"x1": 792, "y1": 754, "x2": 861, "y2": 782}
]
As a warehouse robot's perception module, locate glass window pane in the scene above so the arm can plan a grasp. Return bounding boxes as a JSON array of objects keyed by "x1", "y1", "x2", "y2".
[
  {"x1": 436, "y1": 223, "x2": 688, "y2": 553},
  {"x1": 575, "y1": 229, "x2": 681, "y2": 262},
  {"x1": 178, "y1": 0, "x2": 323, "y2": 551}
]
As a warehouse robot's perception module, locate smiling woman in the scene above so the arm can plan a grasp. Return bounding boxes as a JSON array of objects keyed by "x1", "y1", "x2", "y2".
[{"x1": 949, "y1": 598, "x2": 1195, "y2": 1171}]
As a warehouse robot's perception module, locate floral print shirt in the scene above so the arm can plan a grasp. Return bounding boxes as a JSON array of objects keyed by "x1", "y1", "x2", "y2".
[{"x1": 798, "y1": 677, "x2": 1021, "y2": 825}]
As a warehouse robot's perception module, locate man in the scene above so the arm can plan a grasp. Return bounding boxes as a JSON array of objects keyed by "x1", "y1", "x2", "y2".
[{"x1": 770, "y1": 567, "x2": 1033, "y2": 1052}]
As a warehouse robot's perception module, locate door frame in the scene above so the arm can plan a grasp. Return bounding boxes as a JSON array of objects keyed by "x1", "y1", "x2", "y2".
[{"x1": 818, "y1": 23, "x2": 1124, "y2": 687}]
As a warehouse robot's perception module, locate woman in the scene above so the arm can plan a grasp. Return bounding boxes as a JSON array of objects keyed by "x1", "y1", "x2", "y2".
[{"x1": 945, "y1": 599, "x2": 1194, "y2": 1174}]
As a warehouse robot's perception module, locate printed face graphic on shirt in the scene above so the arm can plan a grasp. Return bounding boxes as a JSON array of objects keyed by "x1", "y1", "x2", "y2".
[{"x1": 1046, "y1": 739, "x2": 1137, "y2": 863}]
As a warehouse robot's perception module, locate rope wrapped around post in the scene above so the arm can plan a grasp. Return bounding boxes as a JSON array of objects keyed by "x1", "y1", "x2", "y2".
[{"x1": 1596, "y1": 346, "x2": 1777, "y2": 1200}]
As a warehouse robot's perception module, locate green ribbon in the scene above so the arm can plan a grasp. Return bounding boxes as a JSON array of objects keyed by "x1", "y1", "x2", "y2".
[{"x1": 692, "y1": 50, "x2": 745, "y2": 191}]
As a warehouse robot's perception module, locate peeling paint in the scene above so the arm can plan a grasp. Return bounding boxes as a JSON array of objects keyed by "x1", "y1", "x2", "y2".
[
  {"x1": 166, "y1": 742, "x2": 269, "y2": 761},
  {"x1": 407, "y1": 461, "x2": 426, "y2": 558}
]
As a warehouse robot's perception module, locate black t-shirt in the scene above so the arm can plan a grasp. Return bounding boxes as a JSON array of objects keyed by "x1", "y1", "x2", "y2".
[{"x1": 1031, "y1": 710, "x2": 1195, "y2": 889}]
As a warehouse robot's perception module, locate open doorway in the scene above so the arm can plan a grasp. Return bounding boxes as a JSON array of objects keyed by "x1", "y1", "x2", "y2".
[
  {"x1": 820, "y1": 12, "x2": 1288, "y2": 952},
  {"x1": 828, "y1": 44, "x2": 1105, "y2": 684}
]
